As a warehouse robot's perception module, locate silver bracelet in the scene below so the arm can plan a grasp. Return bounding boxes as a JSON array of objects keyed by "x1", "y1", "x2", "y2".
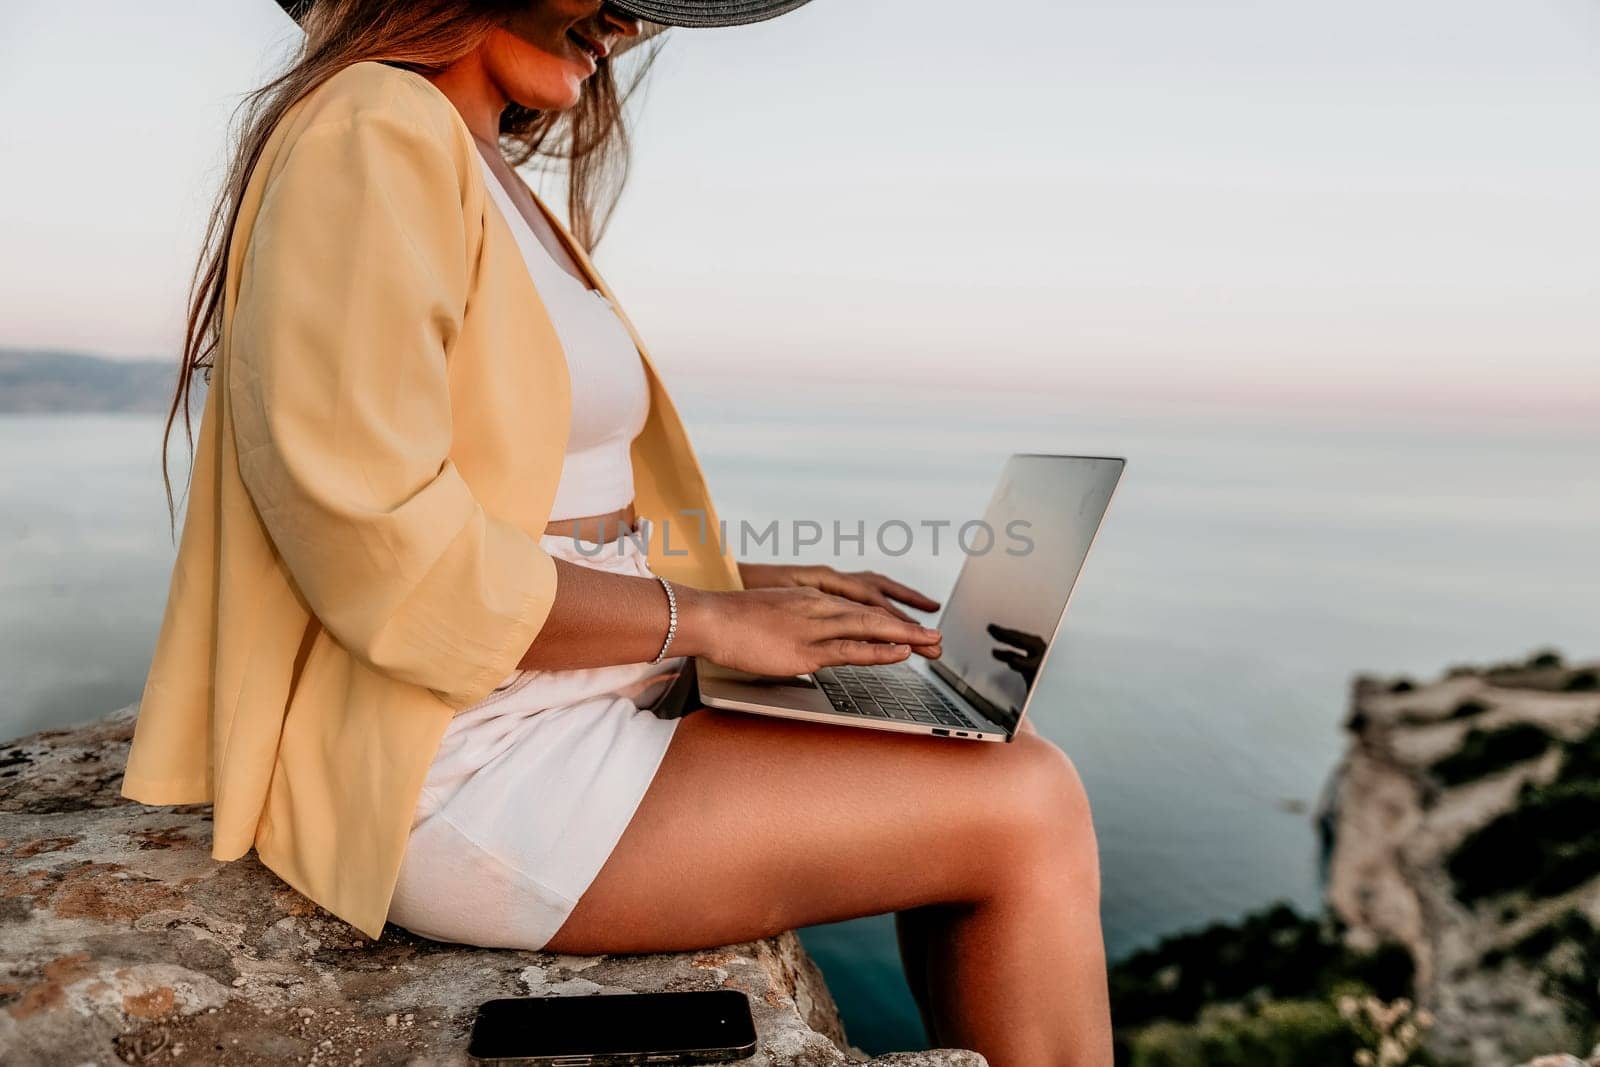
[{"x1": 650, "y1": 576, "x2": 678, "y2": 665}]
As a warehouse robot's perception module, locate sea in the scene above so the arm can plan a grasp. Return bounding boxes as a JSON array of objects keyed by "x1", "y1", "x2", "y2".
[{"x1": 3, "y1": 380, "x2": 1598, "y2": 1053}]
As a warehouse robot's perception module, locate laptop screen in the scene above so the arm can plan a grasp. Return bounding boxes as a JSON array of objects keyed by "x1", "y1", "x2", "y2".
[{"x1": 929, "y1": 454, "x2": 1123, "y2": 733}]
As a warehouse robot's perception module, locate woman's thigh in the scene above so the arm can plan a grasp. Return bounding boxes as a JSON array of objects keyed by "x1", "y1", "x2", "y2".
[{"x1": 544, "y1": 706, "x2": 1089, "y2": 955}]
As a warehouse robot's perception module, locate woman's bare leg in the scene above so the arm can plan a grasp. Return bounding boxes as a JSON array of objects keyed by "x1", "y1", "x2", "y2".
[
  {"x1": 889, "y1": 712, "x2": 1046, "y2": 1031},
  {"x1": 545, "y1": 709, "x2": 1112, "y2": 1067}
]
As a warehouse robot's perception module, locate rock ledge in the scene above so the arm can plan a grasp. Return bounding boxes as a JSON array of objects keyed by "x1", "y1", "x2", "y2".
[{"x1": 0, "y1": 706, "x2": 983, "y2": 1066}]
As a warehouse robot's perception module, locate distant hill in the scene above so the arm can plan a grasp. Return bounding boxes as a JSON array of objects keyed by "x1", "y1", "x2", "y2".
[{"x1": 0, "y1": 349, "x2": 177, "y2": 414}]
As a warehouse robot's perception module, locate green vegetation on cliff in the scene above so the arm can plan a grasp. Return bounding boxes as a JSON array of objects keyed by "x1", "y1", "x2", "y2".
[
  {"x1": 1482, "y1": 908, "x2": 1598, "y2": 969},
  {"x1": 1448, "y1": 725, "x2": 1600, "y2": 902},
  {"x1": 1446, "y1": 699, "x2": 1490, "y2": 721},
  {"x1": 1428, "y1": 722, "x2": 1552, "y2": 786},
  {"x1": 1482, "y1": 908, "x2": 1600, "y2": 1051},
  {"x1": 1110, "y1": 904, "x2": 1418, "y2": 1067},
  {"x1": 1111, "y1": 904, "x2": 1412, "y2": 1026},
  {"x1": 1568, "y1": 670, "x2": 1600, "y2": 692},
  {"x1": 1121, "y1": 999, "x2": 1360, "y2": 1067}
]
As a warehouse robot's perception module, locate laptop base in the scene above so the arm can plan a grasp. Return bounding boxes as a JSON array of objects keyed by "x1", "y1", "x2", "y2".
[{"x1": 696, "y1": 660, "x2": 1009, "y2": 742}]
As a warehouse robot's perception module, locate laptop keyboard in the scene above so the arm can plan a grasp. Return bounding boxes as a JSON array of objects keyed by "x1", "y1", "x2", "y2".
[{"x1": 816, "y1": 664, "x2": 980, "y2": 730}]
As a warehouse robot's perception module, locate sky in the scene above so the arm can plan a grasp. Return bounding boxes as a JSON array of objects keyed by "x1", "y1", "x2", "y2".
[{"x1": 2, "y1": 0, "x2": 1597, "y2": 415}]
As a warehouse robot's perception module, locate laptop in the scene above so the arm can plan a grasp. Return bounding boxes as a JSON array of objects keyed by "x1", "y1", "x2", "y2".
[{"x1": 696, "y1": 454, "x2": 1124, "y2": 742}]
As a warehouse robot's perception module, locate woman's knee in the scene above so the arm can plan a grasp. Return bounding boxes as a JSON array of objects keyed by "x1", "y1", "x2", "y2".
[{"x1": 986, "y1": 734, "x2": 1099, "y2": 886}]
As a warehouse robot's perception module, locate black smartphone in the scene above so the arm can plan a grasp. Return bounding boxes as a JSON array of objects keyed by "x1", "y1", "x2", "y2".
[{"x1": 466, "y1": 990, "x2": 758, "y2": 1066}]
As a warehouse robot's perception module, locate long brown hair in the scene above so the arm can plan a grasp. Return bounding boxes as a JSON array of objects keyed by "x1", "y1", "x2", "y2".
[{"x1": 160, "y1": 0, "x2": 667, "y2": 533}]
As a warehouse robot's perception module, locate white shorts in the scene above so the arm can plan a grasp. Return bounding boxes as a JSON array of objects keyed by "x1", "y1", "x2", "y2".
[{"x1": 386, "y1": 528, "x2": 685, "y2": 950}]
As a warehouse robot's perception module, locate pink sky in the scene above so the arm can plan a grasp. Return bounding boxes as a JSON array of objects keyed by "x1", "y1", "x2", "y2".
[{"x1": 3, "y1": 0, "x2": 1596, "y2": 417}]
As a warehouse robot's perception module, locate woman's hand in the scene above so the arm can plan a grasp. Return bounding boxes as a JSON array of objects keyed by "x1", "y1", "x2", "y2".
[
  {"x1": 677, "y1": 586, "x2": 941, "y2": 678},
  {"x1": 736, "y1": 563, "x2": 942, "y2": 659},
  {"x1": 738, "y1": 563, "x2": 940, "y2": 626}
]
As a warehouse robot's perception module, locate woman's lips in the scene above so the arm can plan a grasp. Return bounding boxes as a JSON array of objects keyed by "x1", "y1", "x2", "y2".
[{"x1": 567, "y1": 28, "x2": 608, "y2": 61}]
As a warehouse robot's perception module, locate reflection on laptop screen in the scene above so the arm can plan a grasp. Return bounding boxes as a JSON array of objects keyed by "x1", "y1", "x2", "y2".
[{"x1": 930, "y1": 455, "x2": 1123, "y2": 732}]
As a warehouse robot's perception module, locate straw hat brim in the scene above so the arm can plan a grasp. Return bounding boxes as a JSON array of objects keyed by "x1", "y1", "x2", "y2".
[
  {"x1": 272, "y1": 0, "x2": 812, "y2": 30},
  {"x1": 604, "y1": 0, "x2": 813, "y2": 27}
]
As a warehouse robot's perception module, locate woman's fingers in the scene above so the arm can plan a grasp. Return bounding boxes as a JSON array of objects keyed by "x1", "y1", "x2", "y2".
[
  {"x1": 860, "y1": 571, "x2": 940, "y2": 612},
  {"x1": 701, "y1": 583, "x2": 947, "y2": 676},
  {"x1": 853, "y1": 591, "x2": 921, "y2": 627},
  {"x1": 814, "y1": 573, "x2": 913, "y2": 621},
  {"x1": 817, "y1": 639, "x2": 912, "y2": 666},
  {"x1": 832, "y1": 607, "x2": 940, "y2": 652},
  {"x1": 813, "y1": 573, "x2": 880, "y2": 605},
  {"x1": 831, "y1": 597, "x2": 942, "y2": 656},
  {"x1": 801, "y1": 594, "x2": 935, "y2": 641},
  {"x1": 814, "y1": 570, "x2": 939, "y2": 622},
  {"x1": 800, "y1": 592, "x2": 942, "y2": 655},
  {"x1": 844, "y1": 605, "x2": 941, "y2": 659}
]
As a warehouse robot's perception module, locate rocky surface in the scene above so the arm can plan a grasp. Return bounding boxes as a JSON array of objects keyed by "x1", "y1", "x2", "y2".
[
  {"x1": 1520, "y1": 1051, "x2": 1600, "y2": 1067},
  {"x1": 1321, "y1": 655, "x2": 1600, "y2": 1065},
  {"x1": 0, "y1": 705, "x2": 985, "y2": 1066}
]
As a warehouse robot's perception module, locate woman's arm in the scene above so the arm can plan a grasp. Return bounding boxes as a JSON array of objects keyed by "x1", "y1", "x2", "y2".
[
  {"x1": 231, "y1": 99, "x2": 557, "y2": 712},
  {"x1": 519, "y1": 560, "x2": 941, "y2": 677}
]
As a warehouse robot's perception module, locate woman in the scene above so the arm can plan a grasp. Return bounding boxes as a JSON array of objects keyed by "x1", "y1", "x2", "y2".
[{"x1": 124, "y1": 1, "x2": 1112, "y2": 1063}]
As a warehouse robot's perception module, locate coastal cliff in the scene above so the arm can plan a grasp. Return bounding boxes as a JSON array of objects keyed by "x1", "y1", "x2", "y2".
[
  {"x1": 1322, "y1": 653, "x2": 1600, "y2": 1065},
  {"x1": 0, "y1": 705, "x2": 984, "y2": 1066},
  {"x1": 1105, "y1": 650, "x2": 1600, "y2": 1066}
]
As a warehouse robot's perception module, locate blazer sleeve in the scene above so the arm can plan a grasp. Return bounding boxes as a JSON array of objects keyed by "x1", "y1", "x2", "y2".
[{"x1": 228, "y1": 101, "x2": 557, "y2": 711}]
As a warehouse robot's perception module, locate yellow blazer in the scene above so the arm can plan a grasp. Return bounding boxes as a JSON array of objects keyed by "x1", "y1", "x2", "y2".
[{"x1": 122, "y1": 60, "x2": 741, "y2": 938}]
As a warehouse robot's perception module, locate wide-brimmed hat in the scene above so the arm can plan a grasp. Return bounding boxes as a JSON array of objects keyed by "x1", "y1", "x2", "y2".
[{"x1": 273, "y1": 0, "x2": 814, "y2": 29}]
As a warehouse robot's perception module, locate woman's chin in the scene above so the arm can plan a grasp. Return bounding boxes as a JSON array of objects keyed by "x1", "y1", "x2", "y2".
[
  {"x1": 495, "y1": 45, "x2": 590, "y2": 111},
  {"x1": 508, "y1": 77, "x2": 584, "y2": 113}
]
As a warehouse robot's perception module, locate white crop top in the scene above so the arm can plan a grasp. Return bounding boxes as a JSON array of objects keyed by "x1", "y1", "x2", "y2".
[{"x1": 477, "y1": 154, "x2": 650, "y2": 522}]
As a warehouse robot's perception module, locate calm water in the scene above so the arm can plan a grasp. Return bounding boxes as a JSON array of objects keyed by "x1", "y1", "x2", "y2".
[{"x1": 3, "y1": 387, "x2": 1598, "y2": 1053}]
